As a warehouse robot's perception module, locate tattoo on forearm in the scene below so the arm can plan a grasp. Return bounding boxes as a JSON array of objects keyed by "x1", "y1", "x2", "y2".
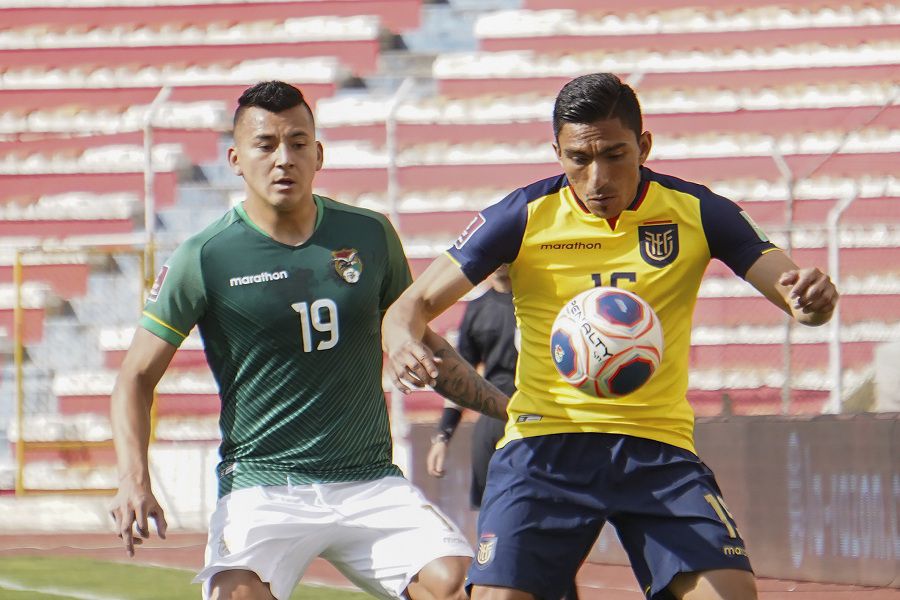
[{"x1": 433, "y1": 346, "x2": 509, "y2": 421}]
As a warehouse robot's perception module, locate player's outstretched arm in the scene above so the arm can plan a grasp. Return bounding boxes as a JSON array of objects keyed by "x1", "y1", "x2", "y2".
[
  {"x1": 424, "y1": 329, "x2": 509, "y2": 421},
  {"x1": 745, "y1": 250, "x2": 839, "y2": 327},
  {"x1": 383, "y1": 254, "x2": 474, "y2": 392},
  {"x1": 109, "y1": 328, "x2": 177, "y2": 557}
]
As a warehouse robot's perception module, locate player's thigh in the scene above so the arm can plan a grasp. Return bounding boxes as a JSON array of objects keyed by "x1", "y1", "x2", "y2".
[
  {"x1": 196, "y1": 486, "x2": 327, "y2": 600},
  {"x1": 668, "y1": 568, "x2": 757, "y2": 600},
  {"x1": 208, "y1": 569, "x2": 276, "y2": 600},
  {"x1": 468, "y1": 436, "x2": 605, "y2": 599},
  {"x1": 322, "y1": 477, "x2": 472, "y2": 600},
  {"x1": 608, "y1": 438, "x2": 753, "y2": 600}
]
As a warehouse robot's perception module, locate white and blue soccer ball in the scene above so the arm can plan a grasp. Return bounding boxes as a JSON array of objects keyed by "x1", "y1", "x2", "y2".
[{"x1": 550, "y1": 287, "x2": 663, "y2": 398}]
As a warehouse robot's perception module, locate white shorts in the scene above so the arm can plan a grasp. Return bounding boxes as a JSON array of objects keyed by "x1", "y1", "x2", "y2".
[{"x1": 194, "y1": 476, "x2": 473, "y2": 600}]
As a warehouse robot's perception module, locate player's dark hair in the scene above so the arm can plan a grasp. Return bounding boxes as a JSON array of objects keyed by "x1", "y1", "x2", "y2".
[
  {"x1": 233, "y1": 80, "x2": 313, "y2": 128},
  {"x1": 552, "y1": 73, "x2": 642, "y2": 141}
]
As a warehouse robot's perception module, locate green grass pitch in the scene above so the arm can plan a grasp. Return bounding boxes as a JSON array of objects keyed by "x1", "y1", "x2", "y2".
[{"x1": 0, "y1": 555, "x2": 371, "y2": 599}]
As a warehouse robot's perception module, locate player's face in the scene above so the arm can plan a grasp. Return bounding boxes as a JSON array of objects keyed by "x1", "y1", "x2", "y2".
[
  {"x1": 228, "y1": 105, "x2": 323, "y2": 213},
  {"x1": 553, "y1": 118, "x2": 651, "y2": 219}
]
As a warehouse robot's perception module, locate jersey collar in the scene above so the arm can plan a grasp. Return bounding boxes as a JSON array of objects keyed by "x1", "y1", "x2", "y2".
[{"x1": 235, "y1": 195, "x2": 325, "y2": 240}]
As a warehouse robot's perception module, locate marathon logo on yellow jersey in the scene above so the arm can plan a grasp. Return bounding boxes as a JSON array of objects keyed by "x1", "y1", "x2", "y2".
[{"x1": 639, "y1": 223, "x2": 679, "y2": 267}]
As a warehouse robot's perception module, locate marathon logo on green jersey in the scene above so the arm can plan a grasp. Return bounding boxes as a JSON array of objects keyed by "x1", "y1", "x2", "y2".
[{"x1": 229, "y1": 270, "x2": 289, "y2": 287}]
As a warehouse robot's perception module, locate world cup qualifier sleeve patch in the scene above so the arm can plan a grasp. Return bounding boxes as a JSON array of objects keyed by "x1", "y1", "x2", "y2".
[{"x1": 148, "y1": 265, "x2": 169, "y2": 302}]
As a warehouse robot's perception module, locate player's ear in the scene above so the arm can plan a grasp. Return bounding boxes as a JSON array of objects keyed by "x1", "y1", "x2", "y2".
[
  {"x1": 227, "y1": 146, "x2": 242, "y2": 176},
  {"x1": 315, "y1": 140, "x2": 324, "y2": 172},
  {"x1": 638, "y1": 131, "x2": 652, "y2": 165},
  {"x1": 552, "y1": 140, "x2": 562, "y2": 161}
]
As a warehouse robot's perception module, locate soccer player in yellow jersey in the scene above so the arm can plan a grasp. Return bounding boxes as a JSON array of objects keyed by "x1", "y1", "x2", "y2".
[{"x1": 382, "y1": 73, "x2": 838, "y2": 600}]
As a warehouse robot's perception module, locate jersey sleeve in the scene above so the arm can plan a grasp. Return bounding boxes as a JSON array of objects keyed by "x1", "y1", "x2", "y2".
[
  {"x1": 446, "y1": 189, "x2": 528, "y2": 285},
  {"x1": 700, "y1": 193, "x2": 779, "y2": 278},
  {"x1": 379, "y1": 215, "x2": 413, "y2": 314},
  {"x1": 139, "y1": 239, "x2": 208, "y2": 347}
]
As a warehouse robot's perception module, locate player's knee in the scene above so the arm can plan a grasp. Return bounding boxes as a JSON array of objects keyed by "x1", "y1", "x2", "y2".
[
  {"x1": 409, "y1": 556, "x2": 469, "y2": 600},
  {"x1": 208, "y1": 569, "x2": 275, "y2": 600}
]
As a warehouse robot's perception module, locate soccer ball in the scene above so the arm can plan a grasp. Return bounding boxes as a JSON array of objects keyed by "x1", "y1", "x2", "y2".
[{"x1": 550, "y1": 287, "x2": 663, "y2": 398}]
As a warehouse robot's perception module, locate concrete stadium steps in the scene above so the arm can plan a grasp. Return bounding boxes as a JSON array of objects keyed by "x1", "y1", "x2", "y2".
[
  {"x1": 704, "y1": 246, "x2": 900, "y2": 278},
  {"x1": 57, "y1": 392, "x2": 220, "y2": 417},
  {"x1": 740, "y1": 196, "x2": 900, "y2": 226},
  {"x1": 475, "y1": 5, "x2": 899, "y2": 54},
  {"x1": 0, "y1": 81, "x2": 338, "y2": 113},
  {"x1": 0, "y1": 218, "x2": 135, "y2": 238},
  {"x1": 0, "y1": 131, "x2": 221, "y2": 166},
  {"x1": 689, "y1": 340, "x2": 879, "y2": 371},
  {"x1": 0, "y1": 172, "x2": 178, "y2": 206},
  {"x1": 0, "y1": 0, "x2": 422, "y2": 33},
  {"x1": 0, "y1": 21, "x2": 382, "y2": 75},
  {"x1": 0, "y1": 262, "x2": 90, "y2": 300},
  {"x1": 101, "y1": 347, "x2": 211, "y2": 371},
  {"x1": 436, "y1": 64, "x2": 899, "y2": 98},
  {"x1": 693, "y1": 294, "x2": 900, "y2": 327},
  {"x1": 687, "y1": 388, "x2": 828, "y2": 416},
  {"x1": 320, "y1": 103, "x2": 900, "y2": 147},
  {"x1": 480, "y1": 25, "x2": 900, "y2": 55},
  {"x1": 395, "y1": 210, "x2": 479, "y2": 238},
  {"x1": 15, "y1": 442, "x2": 117, "y2": 466},
  {"x1": 523, "y1": 0, "x2": 885, "y2": 12},
  {"x1": 0, "y1": 307, "x2": 44, "y2": 343}
]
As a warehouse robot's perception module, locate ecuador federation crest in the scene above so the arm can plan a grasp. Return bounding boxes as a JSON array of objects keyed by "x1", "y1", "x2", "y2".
[
  {"x1": 475, "y1": 534, "x2": 497, "y2": 569},
  {"x1": 332, "y1": 248, "x2": 362, "y2": 283},
  {"x1": 638, "y1": 223, "x2": 679, "y2": 268}
]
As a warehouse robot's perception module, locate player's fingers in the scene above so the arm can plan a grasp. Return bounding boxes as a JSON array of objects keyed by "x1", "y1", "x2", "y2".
[
  {"x1": 135, "y1": 505, "x2": 150, "y2": 539},
  {"x1": 150, "y1": 507, "x2": 168, "y2": 540},
  {"x1": 778, "y1": 270, "x2": 800, "y2": 288},
  {"x1": 801, "y1": 278, "x2": 839, "y2": 314},
  {"x1": 119, "y1": 511, "x2": 136, "y2": 557}
]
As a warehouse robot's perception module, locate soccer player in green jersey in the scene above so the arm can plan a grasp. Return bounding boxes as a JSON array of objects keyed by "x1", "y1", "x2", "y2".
[
  {"x1": 109, "y1": 81, "x2": 507, "y2": 600},
  {"x1": 382, "y1": 73, "x2": 839, "y2": 600}
]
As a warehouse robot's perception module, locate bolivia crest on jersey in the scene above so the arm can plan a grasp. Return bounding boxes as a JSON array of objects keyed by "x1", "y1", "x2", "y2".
[
  {"x1": 638, "y1": 223, "x2": 679, "y2": 267},
  {"x1": 332, "y1": 248, "x2": 362, "y2": 283}
]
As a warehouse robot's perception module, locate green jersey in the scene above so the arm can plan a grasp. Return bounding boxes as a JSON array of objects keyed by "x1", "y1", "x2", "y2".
[{"x1": 140, "y1": 195, "x2": 410, "y2": 496}]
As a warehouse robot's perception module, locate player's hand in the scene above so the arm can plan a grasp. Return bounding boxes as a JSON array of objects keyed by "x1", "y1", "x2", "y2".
[
  {"x1": 386, "y1": 340, "x2": 440, "y2": 393},
  {"x1": 109, "y1": 480, "x2": 168, "y2": 557},
  {"x1": 779, "y1": 267, "x2": 839, "y2": 325},
  {"x1": 427, "y1": 438, "x2": 449, "y2": 478}
]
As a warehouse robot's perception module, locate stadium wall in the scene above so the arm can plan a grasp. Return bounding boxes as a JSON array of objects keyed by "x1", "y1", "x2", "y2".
[{"x1": 409, "y1": 414, "x2": 900, "y2": 588}]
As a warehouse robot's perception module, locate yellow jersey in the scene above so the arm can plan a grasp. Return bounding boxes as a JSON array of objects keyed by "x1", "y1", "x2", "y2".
[{"x1": 446, "y1": 167, "x2": 778, "y2": 453}]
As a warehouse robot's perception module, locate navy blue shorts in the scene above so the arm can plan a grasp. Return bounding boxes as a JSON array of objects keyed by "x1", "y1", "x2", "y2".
[{"x1": 466, "y1": 433, "x2": 753, "y2": 600}]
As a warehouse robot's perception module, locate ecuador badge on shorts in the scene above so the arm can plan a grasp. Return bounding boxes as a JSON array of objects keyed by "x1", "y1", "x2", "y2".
[
  {"x1": 476, "y1": 533, "x2": 497, "y2": 569},
  {"x1": 332, "y1": 248, "x2": 362, "y2": 283}
]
